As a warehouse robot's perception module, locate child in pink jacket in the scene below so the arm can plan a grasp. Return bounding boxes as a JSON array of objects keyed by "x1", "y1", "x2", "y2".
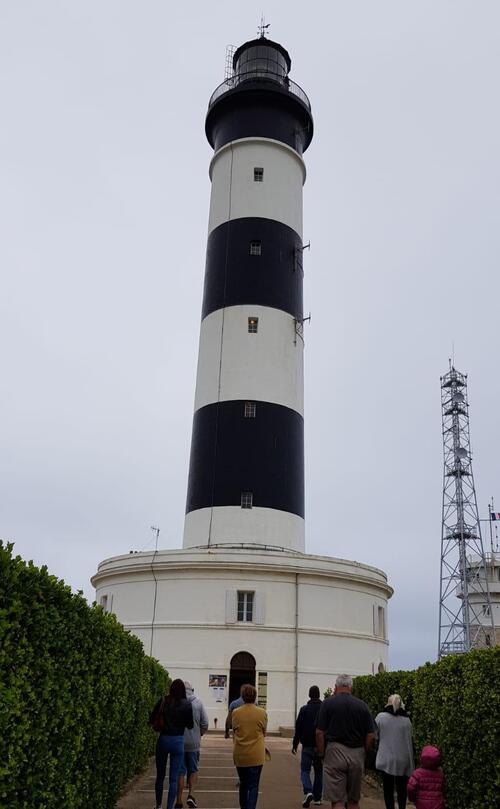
[{"x1": 407, "y1": 746, "x2": 445, "y2": 809}]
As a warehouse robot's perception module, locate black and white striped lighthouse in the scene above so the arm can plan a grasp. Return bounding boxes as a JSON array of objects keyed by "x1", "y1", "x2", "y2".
[{"x1": 183, "y1": 36, "x2": 313, "y2": 553}]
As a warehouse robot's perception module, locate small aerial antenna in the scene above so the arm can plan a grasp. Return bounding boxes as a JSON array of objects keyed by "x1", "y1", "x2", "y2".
[
  {"x1": 258, "y1": 13, "x2": 270, "y2": 38},
  {"x1": 151, "y1": 525, "x2": 160, "y2": 551},
  {"x1": 149, "y1": 525, "x2": 160, "y2": 658},
  {"x1": 294, "y1": 312, "x2": 311, "y2": 345}
]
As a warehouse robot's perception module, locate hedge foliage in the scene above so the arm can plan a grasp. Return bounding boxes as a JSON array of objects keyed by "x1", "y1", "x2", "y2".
[
  {"x1": 353, "y1": 648, "x2": 500, "y2": 809},
  {"x1": 0, "y1": 541, "x2": 169, "y2": 809}
]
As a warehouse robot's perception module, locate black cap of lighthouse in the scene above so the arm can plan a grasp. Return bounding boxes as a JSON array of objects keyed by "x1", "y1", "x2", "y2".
[{"x1": 183, "y1": 35, "x2": 314, "y2": 553}]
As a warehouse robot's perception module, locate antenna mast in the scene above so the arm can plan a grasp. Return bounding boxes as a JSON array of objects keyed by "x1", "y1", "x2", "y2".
[
  {"x1": 438, "y1": 365, "x2": 494, "y2": 657},
  {"x1": 258, "y1": 14, "x2": 270, "y2": 38}
]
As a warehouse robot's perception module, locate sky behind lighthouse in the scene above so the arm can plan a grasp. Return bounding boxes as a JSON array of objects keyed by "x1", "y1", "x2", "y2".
[{"x1": 2, "y1": 1, "x2": 500, "y2": 670}]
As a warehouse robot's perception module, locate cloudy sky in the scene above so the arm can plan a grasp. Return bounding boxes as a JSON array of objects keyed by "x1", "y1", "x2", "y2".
[{"x1": 2, "y1": 1, "x2": 499, "y2": 670}]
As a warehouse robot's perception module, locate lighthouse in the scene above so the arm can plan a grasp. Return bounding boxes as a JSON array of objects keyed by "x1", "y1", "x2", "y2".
[
  {"x1": 184, "y1": 37, "x2": 313, "y2": 552},
  {"x1": 92, "y1": 34, "x2": 392, "y2": 731}
]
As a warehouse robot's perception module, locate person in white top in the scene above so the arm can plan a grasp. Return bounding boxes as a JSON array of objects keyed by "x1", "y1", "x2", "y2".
[{"x1": 375, "y1": 694, "x2": 414, "y2": 809}]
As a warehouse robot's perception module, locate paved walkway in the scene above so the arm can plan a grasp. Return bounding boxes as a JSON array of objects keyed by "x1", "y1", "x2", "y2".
[{"x1": 116, "y1": 735, "x2": 385, "y2": 809}]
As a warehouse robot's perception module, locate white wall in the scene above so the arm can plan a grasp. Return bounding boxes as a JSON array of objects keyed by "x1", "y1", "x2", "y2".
[{"x1": 183, "y1": 506, "x2": 305, "y2": 552}]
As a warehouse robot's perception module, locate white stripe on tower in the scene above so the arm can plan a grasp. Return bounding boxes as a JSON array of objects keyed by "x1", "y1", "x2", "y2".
[
  {"x1": 208, "y1": 138, "x2": 305, "y2": 236},
  {"x1": 183, "y1": 37, "x2": 313, "y2": 553}
]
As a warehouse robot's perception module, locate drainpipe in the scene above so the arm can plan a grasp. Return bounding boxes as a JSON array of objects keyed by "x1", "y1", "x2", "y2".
[{"x1": 294, "y1": 572, "x2": 299, "y2": 721}]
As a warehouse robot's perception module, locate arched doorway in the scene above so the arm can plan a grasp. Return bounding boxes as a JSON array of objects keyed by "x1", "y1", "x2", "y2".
[{"x1": 229, "y1": 651, "x2": 256, "y2": 704}]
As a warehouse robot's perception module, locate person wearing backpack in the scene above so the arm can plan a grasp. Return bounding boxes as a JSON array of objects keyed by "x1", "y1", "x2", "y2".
[{"x1": 150, "y1": 679, "x2": 194, "y2": 809}]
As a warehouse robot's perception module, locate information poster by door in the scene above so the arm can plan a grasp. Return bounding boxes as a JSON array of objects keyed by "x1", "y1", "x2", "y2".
[
  {"x1": 257, "y1": 671, "x2": 267, "y2": 709},
  {"x1": 208, "y1": 673, "x2": 227, "y2": 703}
]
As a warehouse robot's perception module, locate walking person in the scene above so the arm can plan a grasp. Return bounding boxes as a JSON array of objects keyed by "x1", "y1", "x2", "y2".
[
  {"x1": 375, "y1": 694, "x2": 414, "y2": 809},
  {"x1": 407, "y1": 746, "x2": 445, "y2": 809},
  {"x1": 150, "y1": 679, "x2": 194, "y2": 809},
  {"x1": 292, "y1": 685, "x2": 323, "y2": 807},
  {"x1": 315, "y1": 674, "x2": 376, "y2": 809},
  {"x1": 176, "y1": 681, "x2": 209, "y2": 809},
  {"x1": 232, "y1": 684, "x2": 268, "y2": 809},
  {"x1": 225, "y1": 686, "x2": 245, "y2": 738}
]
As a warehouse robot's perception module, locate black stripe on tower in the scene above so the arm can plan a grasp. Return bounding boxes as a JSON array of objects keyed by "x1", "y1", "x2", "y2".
[
  {"x1": 185, "y1": 401, "x2": 304, "y2": 518},
  {"x1": 206, "y1": 86, "x2": 313, "y2": 155},
  {"x1": 202, "y1": 218, "x2": 303, "y2": 320}
]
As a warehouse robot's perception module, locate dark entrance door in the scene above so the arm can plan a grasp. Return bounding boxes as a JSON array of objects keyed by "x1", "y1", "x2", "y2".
[{"x1": 229, "y1": 651, "x2": 256, "y2": 704}]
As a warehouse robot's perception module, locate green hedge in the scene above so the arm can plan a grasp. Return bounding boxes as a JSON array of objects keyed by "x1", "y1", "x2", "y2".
[
  {"x1": 0, "y1": 541, "x2": 169, "y2": 809},
  {"x1": 353, "y1": 648, "x2": 500, "y2": 809}
]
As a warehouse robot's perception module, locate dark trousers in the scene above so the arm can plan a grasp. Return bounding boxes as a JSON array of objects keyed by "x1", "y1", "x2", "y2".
[
  {"x1": 381, "y1": 772, "x2": 408, "y2": 809},
  {"x1": 236, "y1": 765, "x2": 263, "y2": 809},
  {"x1": 155, "y1": 734, "x2": 184, "y2": 809},
  {"x1": 300, "y1": 746, "x2": 323, "y2": 800}
]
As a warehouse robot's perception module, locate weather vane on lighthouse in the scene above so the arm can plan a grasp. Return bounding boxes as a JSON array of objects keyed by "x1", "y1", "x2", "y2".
[{"x1": 258, "y1": 14, "x2": 270, "y2": 38}]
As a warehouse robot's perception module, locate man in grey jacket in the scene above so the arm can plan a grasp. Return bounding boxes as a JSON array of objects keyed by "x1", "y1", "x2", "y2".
[{"x1": 176, "y1": 681, "x2": 209, "y2": 809}]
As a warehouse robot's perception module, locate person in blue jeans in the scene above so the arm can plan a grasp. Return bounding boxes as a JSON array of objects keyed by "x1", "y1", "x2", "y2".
[
  {"x1": 150, "y1": 679, "x2": 194, "y2": 809},
  {"x1": 176, "y1": 680, "x2": 209, "y2": 809},
  {"x1": 292, "y1": 685, "x2": 323, "y2": 807}
]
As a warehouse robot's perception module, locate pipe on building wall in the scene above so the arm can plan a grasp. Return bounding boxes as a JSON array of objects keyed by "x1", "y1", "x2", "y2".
[{"x1": 294, "y1": 571, "x2": 299, "y2": 721}]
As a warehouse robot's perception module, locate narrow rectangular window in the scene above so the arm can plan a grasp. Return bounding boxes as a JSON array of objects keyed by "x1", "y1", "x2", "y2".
[
  {"x1": 246, "y1": 591, "x2": 254, "y2": 620},
  {"x1": 237, "y1": 591, "x2": 255, "y2": 621},
  {"x1": 250, "y1": 240, "x2": 262, "y2": 256},
  {"x1": 254, "y1": 167, "x2": 264, "y2": 182},
  {"x1": 248, "y1": 317, "x2": 258, "y2": 333},
  {"x1": 377, "y1": 605, "x2": 385, "y2": 638},
  {"x1": 244, "y1": 401, "x2": 256, "y2": 418},
  {"x1": 100, "y1": 595, "x2": 108, "y2": 612},
  {"x1": 241, "y1": 491, "x2": 253, "y2": 509},
  {"x1": 237, "y1": 591, "x2": 245, "y2": 621}
]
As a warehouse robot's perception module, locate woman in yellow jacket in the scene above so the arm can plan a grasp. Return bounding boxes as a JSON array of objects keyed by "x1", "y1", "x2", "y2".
[{"x1": 231, "y1": 684, "x2": 268, "y2": 809}]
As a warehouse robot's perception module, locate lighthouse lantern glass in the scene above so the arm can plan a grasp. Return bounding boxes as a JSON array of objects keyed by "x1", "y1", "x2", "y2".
[{"x1": 235, "y1": 44, "x2": 288, "y2": 83}]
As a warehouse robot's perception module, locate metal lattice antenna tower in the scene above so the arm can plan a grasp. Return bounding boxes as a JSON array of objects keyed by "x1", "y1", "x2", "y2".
[{"x1": 438, "y1": 365, "x2": 494, "y2": 657}]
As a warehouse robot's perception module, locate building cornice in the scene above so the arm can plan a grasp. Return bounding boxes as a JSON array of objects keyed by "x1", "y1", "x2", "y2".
[{"x1": 91, "y1": 547, "x2": 393, "y2": 598}]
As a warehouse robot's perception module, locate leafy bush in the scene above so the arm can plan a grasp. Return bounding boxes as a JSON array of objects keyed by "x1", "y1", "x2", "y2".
[
  {"x1": 0, "y1": 541, "x2": 169, "y2": 809},
  {"x1": 353, "y1": 648, "x2": 500, "y2": 809}
]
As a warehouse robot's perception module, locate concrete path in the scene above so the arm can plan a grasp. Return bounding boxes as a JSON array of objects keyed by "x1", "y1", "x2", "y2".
[{"x1": 116, "y1": 736, "x2": 385, "y2": 809}]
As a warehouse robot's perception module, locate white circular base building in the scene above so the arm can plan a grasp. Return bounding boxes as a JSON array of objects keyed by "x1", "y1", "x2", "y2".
[{"x1": 92, "y1": 545, "x2": 391, "y2": 731}]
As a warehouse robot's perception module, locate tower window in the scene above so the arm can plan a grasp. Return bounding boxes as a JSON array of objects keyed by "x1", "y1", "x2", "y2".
[
  {"x1": 250, "y1": 240, "x2": 262, "y2": 256},
  {"x1": 377, "y1": 605, "x2": 386, "y2": 638},
  {"x1": 482, "y1": 604, "x2": 491, "y2": 616},
  {"x1": 254, "y1": 167, "x2": 264, "y2": 182},
  {"x1": 244, "y1": 401, "x2": 256, "y2": 418},
  {"x1": 241, "y1": 491, "x2": 253, "y2": 509},
  {"x1": 248, "y1": 317, "x2": 259, "y2": 333},
  {"x1": 237, "y1": 590, "x2": 254, "y2": 621}
]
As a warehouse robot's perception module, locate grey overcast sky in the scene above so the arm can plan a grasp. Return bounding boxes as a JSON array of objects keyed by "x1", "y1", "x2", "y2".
[{"x1": 2, "y1": 1, "x2": 500, "y2": 670}]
